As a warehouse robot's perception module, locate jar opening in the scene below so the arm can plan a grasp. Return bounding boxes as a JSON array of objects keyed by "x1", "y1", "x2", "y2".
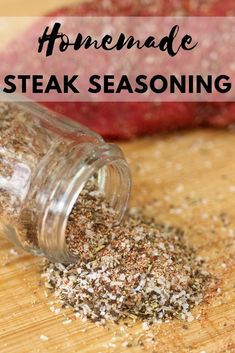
[{"x1": 39, "y1": 143, "x2": 131, "y2": 263}]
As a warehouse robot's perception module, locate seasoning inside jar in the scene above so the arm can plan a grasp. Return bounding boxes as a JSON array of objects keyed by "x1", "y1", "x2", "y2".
[{"x1": 0, "y1": 98, "x2": 131, "y2": 262}]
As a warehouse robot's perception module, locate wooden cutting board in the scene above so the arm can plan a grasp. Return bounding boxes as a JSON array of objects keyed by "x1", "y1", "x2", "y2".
[{"x1": 0, "y1": 1, "x2": 235, "y2": 352}]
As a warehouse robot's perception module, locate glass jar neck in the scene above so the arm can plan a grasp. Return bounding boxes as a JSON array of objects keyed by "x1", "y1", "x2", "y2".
[{"x1": 33, "y1": 140, "x2": 131, "y2": 263}]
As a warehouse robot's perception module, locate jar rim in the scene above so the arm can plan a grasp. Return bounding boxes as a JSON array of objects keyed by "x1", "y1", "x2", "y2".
[{"x1": 39, "y1": 142, "x2": 131, "y2": 263}]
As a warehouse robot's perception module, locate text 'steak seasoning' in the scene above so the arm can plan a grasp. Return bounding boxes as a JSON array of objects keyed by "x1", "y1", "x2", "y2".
[{"x1": 43, "y1": 178, "x2": 211, "y2": 324}]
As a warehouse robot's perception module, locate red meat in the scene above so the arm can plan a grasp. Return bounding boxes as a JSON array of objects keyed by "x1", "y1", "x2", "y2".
[
  {"x1": 45, "y1": 0, "x2": 235, "y2": 138},
  {"x1": 1, "y1": 0, "x2": 234, "y2": 139}
]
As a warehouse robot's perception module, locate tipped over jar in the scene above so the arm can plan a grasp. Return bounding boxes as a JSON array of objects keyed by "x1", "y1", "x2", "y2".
[{"x1": 0, "y1": 97, "x2": 131, "y2": 263}]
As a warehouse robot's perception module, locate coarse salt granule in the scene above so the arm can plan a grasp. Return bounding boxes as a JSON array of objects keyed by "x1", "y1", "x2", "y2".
[{"x1": 39, "y1": 335, "x2": 49, "y2": 341}]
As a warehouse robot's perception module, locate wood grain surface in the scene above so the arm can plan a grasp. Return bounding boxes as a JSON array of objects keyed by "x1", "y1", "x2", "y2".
[{"x1": 0, "y1": 1, "x2": 234, "y2": 352}]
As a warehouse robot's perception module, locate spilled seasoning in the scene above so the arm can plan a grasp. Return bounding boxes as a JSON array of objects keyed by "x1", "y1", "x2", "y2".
[{"x1": 42, "y1": 177, "x2": 211, "y2": 324}]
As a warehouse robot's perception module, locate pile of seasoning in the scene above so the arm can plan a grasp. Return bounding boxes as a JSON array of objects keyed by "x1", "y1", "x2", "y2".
[{"x1": 42, "y1": 178, "x2": 211, "y2": 324}]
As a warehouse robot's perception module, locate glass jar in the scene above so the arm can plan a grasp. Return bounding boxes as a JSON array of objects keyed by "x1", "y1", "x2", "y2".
[{"x1": 0, "y1": 97, "x2": 131, "y2": 263}]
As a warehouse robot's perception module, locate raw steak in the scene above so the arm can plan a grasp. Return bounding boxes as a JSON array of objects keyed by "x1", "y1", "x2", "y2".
[{"x1": 1, "y1": 0, "x2": 234, "y2": 138}]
